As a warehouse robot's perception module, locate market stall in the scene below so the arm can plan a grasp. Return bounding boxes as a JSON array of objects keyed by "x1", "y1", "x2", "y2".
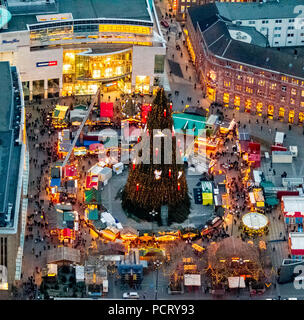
[
  {"x1": 52, "y1": 105, "x2": 69, "y2": 128},
  {"x1": 249, "y1": 188, "x2": 265, "y2": 208},
  {"x1": 120, "y1": 227, "x2": 139, "y2": 241}
]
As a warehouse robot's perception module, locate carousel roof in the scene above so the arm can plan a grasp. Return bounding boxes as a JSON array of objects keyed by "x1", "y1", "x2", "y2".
[{"x1": 242, "y1": 212, "x2": 269, "y2": 230}]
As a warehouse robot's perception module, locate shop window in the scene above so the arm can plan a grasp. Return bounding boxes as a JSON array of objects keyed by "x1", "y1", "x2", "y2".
[
  {"x1": 258, "y1": 80, "x2": 265, "y2": 86},
  {"x1": 278, "y1": 107, "x2": 285, "y2": 121},
  {"x1": 280, "y1": 96, "x2": 286, "y2": 102},
  {"x1": 302, "y1": 90, "x2": 304, "y2": 97},
  {"x1": 154, "y1": 55, "x2": 165, "y2": 74},
  {"x1": 33, "y1": 80, "x2": 44, "y2": 99},
  {"x1": 235, "y1": 85, "x2": 242, "y2": 91},
  {"x1": 135, "y1": 75, "x2": 150, "y2": 94},
  {"x1": 245, "y1": 99, "x2": 251, "y2": 112},
  {"x1": 48, "y1": 78, "x2": 59, "y2": 98},
  {"x1": 75, "y1": 50, "x2": 132, "y2": 80},
  {"x1": 207, "y1": 87, "x2": 215, "y2": 102},
  {"x1": 301, "y1": 101, "x2": 304, "y2": 107},
  {"x1": 292, "y1": 78, "x2": 299, "y2": 85},
  {"x1": 269, "y1": 83, "x2": 276, "y2": 90},
  {"x1": 224, "y1": 81, "x2": 230, "y2": 87},
  {"x1": 290, "y1": 98, "x2": 295, "y2": 105},
  {"x1": 234, "y1": 96, "x2": 240, "y2": 109},
  {"x1": 256, "y1": 102, "x2": 263, "y2": 116},
  {"x1": 267, "y1": 105, "x2": 274, "y2": 119},
  {"x1": 291, "y1": 88, "x2": 297, "y2": 95},
  {"x1": 186, "y1": 36, "x2": 195, "y2": 63},
  {"x1": 289, "y1": 110, "x2": 295, "y2": 123},
  {"x1": 99, "y1": 24, "x2": 151, "y2": 35},
  {"x1": 299, "y1": 112, "x2": 304, "y2": 124},
  {"x1": 223, "y1": 93, "x2": 229, "y2": 106}
]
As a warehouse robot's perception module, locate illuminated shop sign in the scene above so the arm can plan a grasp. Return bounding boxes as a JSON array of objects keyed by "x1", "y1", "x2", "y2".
[
  {"x1": 2, "y1": 39, "x2": 19, "y2": 44},
  {"x1": 36, "y1": 61, "x2": 58, "y2": 67}
]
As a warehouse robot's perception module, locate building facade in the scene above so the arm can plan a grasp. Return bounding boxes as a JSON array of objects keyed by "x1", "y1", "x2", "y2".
[
  {"x1": 186, "y1": 0, "x2": 304, "y2": 125},
  {"x1": 0, "y1": 0, "x2": 166, "y2": 100},
  {"x1": 0, "y1": 61, "x2": 28, "y2": 290}
]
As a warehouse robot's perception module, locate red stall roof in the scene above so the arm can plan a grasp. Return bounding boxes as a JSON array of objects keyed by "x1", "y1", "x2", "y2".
[
  {"x1": 64, "y1": 165, "x2": 77, "y2": 177},
  {"x1": 86, "y1": 175, "x2": 98, "y2": 189},
  {"x1": 141, "y1": 104, "x2": 152, "y2": 124},
  {"x1": 89, "y1": 143, "x2": 104, "y2": 151},
  {"x1": 100, "y1": 102, "x2": 113, "y2": 118}
]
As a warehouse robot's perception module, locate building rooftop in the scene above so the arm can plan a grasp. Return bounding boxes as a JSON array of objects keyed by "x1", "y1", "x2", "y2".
[
  {"x1": 227, "y1": 25, "x2": 269, "y2": 48},
  {"x1": 216, "y1": 0, "x2": 304, "y2": 21},
  {"x1": 3, "y1": 0, "x2": 152, "y2": 32},
  {"x1": 282, "y1": 196, "x2": 304, "y2": 212},
  {"x1": 188, "y1": 3, "x2": 304, "y2": 79},
  {"x1": 289, "y1": 232, "x2": 304, "y2": 250},
  {"x1": 0, "y1": 62, "x2": 22, "y2": 228}
]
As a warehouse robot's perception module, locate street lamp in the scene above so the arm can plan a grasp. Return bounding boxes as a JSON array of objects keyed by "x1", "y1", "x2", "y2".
[
  {"x1": 154, "y1": 259, "x2": 162, "y2": 300},
  {"x1": 149, "y1": 209, "x2": 158, "y2": 233}
]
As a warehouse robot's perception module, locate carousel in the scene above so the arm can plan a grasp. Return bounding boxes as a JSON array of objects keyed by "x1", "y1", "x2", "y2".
[{"x1": 241, "y1": 212, "x2": 269, "y2": 236}]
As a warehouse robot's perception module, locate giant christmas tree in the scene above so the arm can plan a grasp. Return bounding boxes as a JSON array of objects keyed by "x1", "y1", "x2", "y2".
[{"x1": 121, "y1": 89, "x2": 190, "y2": 224}]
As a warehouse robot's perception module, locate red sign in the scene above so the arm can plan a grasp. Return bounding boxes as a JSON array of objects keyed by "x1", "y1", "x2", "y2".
[
  {"x1": 100, "y1": 102, "x2": 113, "y2": 118},
  {"x1": 141, "y1": 104, "x2": 152, "y2": 124},
  {"x1": 36, "y1": 61, "x2": 57, "y2": 67}
]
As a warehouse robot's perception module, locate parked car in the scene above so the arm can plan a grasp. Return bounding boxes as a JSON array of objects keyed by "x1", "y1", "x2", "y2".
[
  {"x1": 123, "y1": 292, "x2": 140, "y2": 299},
  {"x1": 161, "y1": 20, "x2": 169, "y2": 28}
]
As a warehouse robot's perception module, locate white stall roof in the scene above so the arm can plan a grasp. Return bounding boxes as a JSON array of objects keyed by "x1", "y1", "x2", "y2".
[
  {"x1": 282, "y1": 196, "x2": 304, "y2": 213},
  {"x1": 113, "y1": 162, "x2": 123, "y2": 169},
  {"x1": 275, "y1": 132, "x2": 284, "y2": 144},
  {"x1": 88, "y1": 162, "x2": 105, "y2": 175},
  {"x1": 228, "y1": 277, "x2": 246, "y2": 289},
  {"x1": 289, "y1": 233, "x2": 304, "y2": 250},
  {"x1": 253, "y1": 170, "x2": 262, "y2": 185},
  {"x1": 75, "y1": 265, "x2": 85, "y2": 281},
  {"x1": 184, "y1": 274, "x2": 201, "y2": 286},
  {"x1": 101, "y1": 211, "x2": 116, "y2": 225}
]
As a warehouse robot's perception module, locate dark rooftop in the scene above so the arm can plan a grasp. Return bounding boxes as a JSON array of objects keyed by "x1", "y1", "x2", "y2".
[
  {"x1": 0, "y1": 62, "x2": 22, "y2": 228},
  {"x1": 216, "y1": 0, "x2": 304, "y2": 21},
  {"x1": 3, "y1": 0, "x2": 152, "y2": 32}
]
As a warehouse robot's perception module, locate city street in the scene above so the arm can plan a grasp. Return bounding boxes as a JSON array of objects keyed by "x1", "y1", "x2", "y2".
[{"x1": 15, "y1": 0, "x2": 304, "y2": 301}]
